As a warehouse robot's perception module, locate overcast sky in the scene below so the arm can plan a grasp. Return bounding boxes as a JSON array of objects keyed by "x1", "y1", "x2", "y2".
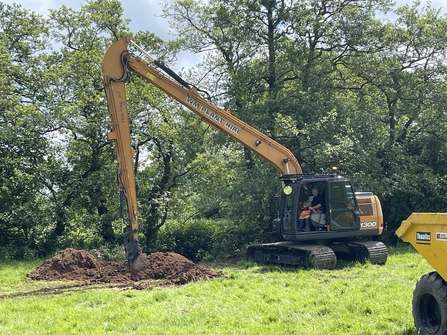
[
  {"x1": 2, "y1": 0, "x2": 446, "y2": 42},
  {"x1": 4, "y1": 0, "x2": 173, "y2": 40}
]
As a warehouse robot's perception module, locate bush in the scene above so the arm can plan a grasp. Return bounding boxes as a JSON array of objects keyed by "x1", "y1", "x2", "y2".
[
  {"x1": 0, "y1": 245, "x2": 39, "y2": 261},
  {"x1": 58, "y1": 229, "x2": 104, "y2": 250},
  {"x1": 155, "y1": 218, "x2": 256, "y2": 262}
]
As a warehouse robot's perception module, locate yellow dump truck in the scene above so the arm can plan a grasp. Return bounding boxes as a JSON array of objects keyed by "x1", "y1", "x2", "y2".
[{"x1": 396, "y1": 213, "x2": 447, "y2": 335}]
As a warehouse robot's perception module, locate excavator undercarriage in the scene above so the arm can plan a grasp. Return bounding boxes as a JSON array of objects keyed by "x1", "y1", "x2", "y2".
[{"x1": 247, "y1": 240, "x2": 387, "y2": 270}]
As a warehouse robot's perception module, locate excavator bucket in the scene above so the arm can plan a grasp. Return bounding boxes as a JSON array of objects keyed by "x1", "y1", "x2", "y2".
[
  {"x1": 124, "y1": 239, "x2": 150, "y2": 273},
  {"x1": 396, "y1": 213, "x2": 447, "y2": 282},
  {"x1": 129, "y1": 253, "x2": 150, "y2": 273}
]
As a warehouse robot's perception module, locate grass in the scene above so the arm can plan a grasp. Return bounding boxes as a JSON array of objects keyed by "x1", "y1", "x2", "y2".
[{"x1": 0, "y1": 245, "x2": 433, "y2": 335}]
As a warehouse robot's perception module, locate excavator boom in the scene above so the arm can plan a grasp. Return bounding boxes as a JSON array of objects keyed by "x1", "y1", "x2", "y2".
[{"x1": 103, "y1": 37, "x2": 302, "y2": 175}]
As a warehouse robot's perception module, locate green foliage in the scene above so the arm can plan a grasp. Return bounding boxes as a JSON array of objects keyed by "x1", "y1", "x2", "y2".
[
  {"x1": 1, "y1": 0, "x2": 447, "y2": 260},
  {"x1": 156, "y1": 0, "x2": 447, "y2": 256},
  {"x1": 58, "y1": 229, "x2": 103, "y2": 250},
  {"x1": 0, "y1": 246, "x2": 39, "y2": 261},
  {"x1": 156, "y1": 218, "x2": 255, "y2": 261},
  {"x1": 156, "y1": 219, "x2": 215, "y2": 261}
]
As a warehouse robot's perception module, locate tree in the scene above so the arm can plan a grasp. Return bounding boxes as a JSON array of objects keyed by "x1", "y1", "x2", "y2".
[
  {"x1": 0, "y1": 3, "x2": 53, "y2": 257},
  {"x1": 162, "y1": 0, "x2": 394, "y2": 226}
]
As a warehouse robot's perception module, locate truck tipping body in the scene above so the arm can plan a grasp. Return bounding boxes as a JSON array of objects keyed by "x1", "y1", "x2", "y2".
[
  {"x1": 397, "y1": 213, "x2": 447, "y2": 334},
  {"x1": 397, "y1": 213, "x2": 447, "y2": 281}
]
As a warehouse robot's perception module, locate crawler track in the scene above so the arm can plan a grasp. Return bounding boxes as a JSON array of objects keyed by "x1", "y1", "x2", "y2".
[
  {"x1": 330, "y1": 240, "x2": 388, "y2": 265},
  {"x1": 352, "y1": 240, "x2": 388, "y2": 265},
  {"x1": 247, "y1": 241, "x2": 337, "y2": 269},
  {"x1": 247, "y1": 240, "x2": 388, "y2": 269},
  {"x1": 301, "y1": 244, "x2": 338, "y2": 269}
]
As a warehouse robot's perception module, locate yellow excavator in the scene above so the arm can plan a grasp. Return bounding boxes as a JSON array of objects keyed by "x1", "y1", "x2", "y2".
[{"x1": 102, "y1": 36, "x2": 388, "y2": 272}]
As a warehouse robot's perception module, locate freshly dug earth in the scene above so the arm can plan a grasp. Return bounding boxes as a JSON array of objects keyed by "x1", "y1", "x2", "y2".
[{"x1": 27, "y1": 248, "x2": 224, "y2": 285}]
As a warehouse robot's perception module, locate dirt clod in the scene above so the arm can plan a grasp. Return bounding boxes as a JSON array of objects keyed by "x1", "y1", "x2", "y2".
[{"x1": 27, "y1": 248, "x2": 224, "y2": 285}]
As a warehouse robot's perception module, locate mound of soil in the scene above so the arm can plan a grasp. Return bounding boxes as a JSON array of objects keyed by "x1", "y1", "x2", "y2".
[{"x1": 27, "y1": 248, "x2": 224, "y2": 285}]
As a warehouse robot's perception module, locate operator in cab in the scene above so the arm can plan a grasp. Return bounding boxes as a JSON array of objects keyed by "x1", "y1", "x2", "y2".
[{"x1": 298, "y1": 187, "x2": 325, "y2": 232}]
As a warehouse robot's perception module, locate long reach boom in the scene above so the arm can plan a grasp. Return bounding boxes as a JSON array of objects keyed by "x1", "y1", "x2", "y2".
[{"x1": 102, "y1": 36, "x2": 302, "y2": 270}]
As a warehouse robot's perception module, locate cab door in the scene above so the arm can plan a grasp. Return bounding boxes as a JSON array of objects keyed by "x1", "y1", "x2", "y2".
[{"x1": 328, "y1": 181, "x2": 360, "y2": 231}]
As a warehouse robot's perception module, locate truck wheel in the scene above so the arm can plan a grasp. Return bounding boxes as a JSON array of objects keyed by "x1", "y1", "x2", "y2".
[{"x1": 413, "y1": 272, "x2": 447, "y2": 335}]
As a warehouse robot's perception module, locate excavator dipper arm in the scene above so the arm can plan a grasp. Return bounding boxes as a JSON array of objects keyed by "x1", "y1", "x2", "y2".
[{"x1": 102, "y1": 40, "x2": 148, "y2": 272}]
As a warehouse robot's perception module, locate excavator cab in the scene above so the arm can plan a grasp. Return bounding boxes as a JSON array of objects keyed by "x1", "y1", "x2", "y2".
[{"x1": 271, "y1": 174, "x2": 361, "y2": 241}]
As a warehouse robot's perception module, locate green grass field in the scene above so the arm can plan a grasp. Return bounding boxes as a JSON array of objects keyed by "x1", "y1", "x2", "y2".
[{"x1": 0, "y1": 245, "x2": 433, "y2": 335}]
